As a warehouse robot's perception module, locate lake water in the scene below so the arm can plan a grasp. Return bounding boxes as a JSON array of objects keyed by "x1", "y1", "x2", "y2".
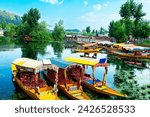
[{"x1": 0, "y1": 39, "x2": 150, "y2": 100}]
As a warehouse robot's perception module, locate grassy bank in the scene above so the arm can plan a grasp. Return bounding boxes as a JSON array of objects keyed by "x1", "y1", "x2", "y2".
[{"x1": 137, "y1": 40, "x2": 150, "y2": 47}]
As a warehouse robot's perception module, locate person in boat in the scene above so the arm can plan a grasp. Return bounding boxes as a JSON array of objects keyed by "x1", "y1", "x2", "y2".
[{"x1": 92, "y1": 53, "x2": 97, "y2": 58}]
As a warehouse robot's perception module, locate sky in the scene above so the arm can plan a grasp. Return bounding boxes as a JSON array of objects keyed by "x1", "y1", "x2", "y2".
[{"x1": 0, "y1": 0, "x2": 150, "y2": 30}]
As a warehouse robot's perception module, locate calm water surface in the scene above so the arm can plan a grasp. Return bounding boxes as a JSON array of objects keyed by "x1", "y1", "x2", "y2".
[{"x1": 0, "y1": 39, "x2": 150, "y2": 100}]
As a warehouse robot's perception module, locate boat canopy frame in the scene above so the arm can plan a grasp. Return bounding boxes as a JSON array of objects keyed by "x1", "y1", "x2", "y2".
[
  {"x1": 64, "y1": 57, "x2": 108, "y2": 86},
  {"x1": 43, "y1": 58, "x2": 84, "y2": 88}
]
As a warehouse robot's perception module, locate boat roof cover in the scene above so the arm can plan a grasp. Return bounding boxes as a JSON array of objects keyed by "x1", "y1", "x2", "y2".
[
  {"x1": 122, "y1": 45, "x2": 150, "y2": 51},
  {"x1": 12, "y1": 58, "x2": 43, "y2": 70},
  {"x1": 113, "y1": 43, "x2": 125, "y2": 47},
  {"x1": 98, "y1": 41, "x2": 114, "y2": 45},
  {"x1": 64, "y1": 57, "x2": 108, "y2": 67},
  {"x1": 50, "y1": 58, "x2": 74, "y2": 69}
]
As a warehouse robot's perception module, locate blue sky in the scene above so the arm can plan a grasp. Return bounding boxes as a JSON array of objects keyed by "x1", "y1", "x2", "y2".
[{"x1": 0, "y1": 0, "x2": 150, "y2": 30}]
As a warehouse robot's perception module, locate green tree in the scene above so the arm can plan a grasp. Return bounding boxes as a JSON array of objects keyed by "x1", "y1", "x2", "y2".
[
  {"x1": 109, "y1": 0, "x2": 148, "y2": 41},
  {"x1": 120, "y1": 0, "x2": 136, "y2": 19},
  {"x1": 52, "y1": 20, "x2": 65, "y2": 41},
  {"x1": 132, "y1": 21, "x2": 150, "y2": 39},
  {"x1": 92, "y1": 29, "x2": 95, "y2": 34},
  {"x1": 109, "y1": 21, "x2": 126, "y2": 42},
  {"x1": 20, "y1": 8, "x2": 40, "y2": 36},
  {"x1": 133, "y1": 3, "x2": 146, "y2": 23},
  {"x1": 22, "y1": 8, "x2": 40, "y2": 28},
  {"x1": 30, "y1": 21, "x2": 52, "y2": 41},
  {"x1": 17, "y1": 8, "x2": 51, "y2": 42},
  {"x1": 108, "y1": 21, "x2": 115, "y2": 38},
  {"x1": 86, "y1": 26, "x2": 91, "y2": 34},
  {"x1": 124, "y1": 18, "x2": 133, "y2": 39},
  {"x1": 4, "y1": 23, "x2": 17, "y2": 37}
]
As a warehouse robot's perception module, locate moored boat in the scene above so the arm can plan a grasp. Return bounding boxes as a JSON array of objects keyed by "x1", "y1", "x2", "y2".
[
  {"x1": 65, "y1": 57, "x2": 127, "y2": 97},
  {"x1": 11, "y1": 58, "x2": 60, "y2": 100},
  {"x1": 108, "y1": 44, "x2": 150, "y2": 59},
  {"x1": 73, "y1": 42, "x2": 102, "y2": 53},
  {"x1": 43, "y1": 58, "x2": 90, "y2": 100}
]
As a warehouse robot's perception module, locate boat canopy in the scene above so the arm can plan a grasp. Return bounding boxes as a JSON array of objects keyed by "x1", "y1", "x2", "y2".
[
  {"x1": 50, "y1": 58, "x2": 75, "y2": 69},
  {"x1": 98, "y1": 41, "x2": 114, "y2": 45},
  {"x1": 113, "y1": 43, "x2": 125, "y2": 47},
  {"x1": 12, "y1": 58, "x2": 43, "y2": 73},
  {"x1": 64, "y1": 57, "x2": 108, "y2": 68},
  {"x1": 125, "y1": 46, "x2": 150, "y2": 51}
]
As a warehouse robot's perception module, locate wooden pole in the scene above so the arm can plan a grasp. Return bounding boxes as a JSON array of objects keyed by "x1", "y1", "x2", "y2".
[
  {"x1": 102, "y1": 67, "x2": 108, "y2": 86},
  {"x1": 92, "y1": 66, "x2": 95, "y2": 85}
]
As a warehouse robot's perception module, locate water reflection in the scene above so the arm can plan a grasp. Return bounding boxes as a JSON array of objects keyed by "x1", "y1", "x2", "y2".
[
  {"x1": 108, "y1": 54, "x2": 150, "y2": 99},
  {"x1": 20, "y1": 41, "x2": 49, "y2": 59},
  {"x1": 51, "y1": 42, "x2": 64, "y2": 58}
]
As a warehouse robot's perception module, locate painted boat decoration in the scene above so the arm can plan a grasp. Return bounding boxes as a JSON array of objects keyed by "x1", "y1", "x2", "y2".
[
  {"x1": 11, "y1": 58, "x2": 60, "y2": 100},
  {"x1": 43, "y1": 58, "x2": 91, "y2": 100},
  {"x1": 64, "y1": 57, "x2": 127, "y2": 97}
]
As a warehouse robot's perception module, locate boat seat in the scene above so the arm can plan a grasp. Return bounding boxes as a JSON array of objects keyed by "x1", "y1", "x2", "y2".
[
  {"x1": 99, "y1": 58, "x2": 107, "y2": 63},
  {"x1": 86, "y1": 79, "x2": 101, "y2": 85}
]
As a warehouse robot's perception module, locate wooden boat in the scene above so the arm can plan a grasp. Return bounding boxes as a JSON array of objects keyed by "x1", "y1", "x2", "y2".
[
  {"x1": 108, "y1": 44, "x2": 150, "y2": 59},
  {"x1": 65, "y1": 57, "x2": 127, "y2": 97},
  {"x1": 73, "y1": 42, "x2": 102, "y2": 53},
  {"x1": 43, "y1": 58, "x2": 90, "y2": 100},
  {"x1": 74, "y1": 48, "x2": 102, "y2": 53},
  {"x1": 11, "y1": 58, "x2": 59, "y2": 100},
  {"x1": 110, "y1": 50, "x2": 150, "y2": 59}
]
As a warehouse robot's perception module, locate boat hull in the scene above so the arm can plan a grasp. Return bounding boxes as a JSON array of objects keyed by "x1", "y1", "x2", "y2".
[
  {"x1": 74, "y1": 48, "x2": 102, "y2": 53},
  {"x1": 82, "y1": 81, "x2": 126, "y2": 97},
  {"x1": 11, "y1": 64, "x2": 59, "y2": 100},
  {"x1": 110, "y1": 50, "x2": 150, "y2": 59},
  {"x1": 44, "y1": 72, "x2": 90, "y2": 100},
  {"x1": 14, "y1": 77, "x2": 59, "y2": 100}
]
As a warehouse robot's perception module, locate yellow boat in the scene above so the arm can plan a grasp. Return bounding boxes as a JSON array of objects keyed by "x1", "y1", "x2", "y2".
[
  {"x1": 11, "y1": 58, "x2": 60, "y2": 100},
  {"x1": 74, "y1": 48, "x2": 102, "y2": 53},
  {"x1": 110, "y1": 44, "x2": 150, "y2": 59},
  {"x1": 64, "y1": 57, "x2": 127, "y2": 97},
  {"x1": 43, "y1": 58, "x2": 91, "y2": 100},
  {"x1": 73, "y1": 42, "x2": 102, "y2": 53}
]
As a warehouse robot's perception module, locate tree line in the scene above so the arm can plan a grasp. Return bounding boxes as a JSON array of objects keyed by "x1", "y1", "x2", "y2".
[{"x1": 0, "y1": 8, "x2": 65, "y2": 42}]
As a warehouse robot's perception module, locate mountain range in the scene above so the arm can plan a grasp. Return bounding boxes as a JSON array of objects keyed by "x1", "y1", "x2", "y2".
[{"x1": 0, "y1": 10, "x2": 21, "y2": 25}]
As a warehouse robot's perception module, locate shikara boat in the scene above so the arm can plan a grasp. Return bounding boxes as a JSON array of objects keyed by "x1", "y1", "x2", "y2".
[
  {"x1": 108, "y1": 44, "x2": 150, "y2": 59},
  {"x1": 73, "y1": 42, "x2": 102, "y2": 53},
  {"x1": 11, "y1": 58, "x2": 59, "y2": 100},
  {"x1": 43, "y1": 58, "x2": 90, "y2": 100},
  {"x1": 110, "y1": 50, "x2": 150, "y2": 59},
  {"x1": 65, "y1": 57, "x2": 127, "y2": 97}
]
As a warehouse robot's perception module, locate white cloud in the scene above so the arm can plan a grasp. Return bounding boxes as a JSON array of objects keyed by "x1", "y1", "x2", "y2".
[
  {"x1": 84, "y1": 1, "x2": 88, "y2": 7},
  {"x1": 93, "y1": 4, "x2": 102, "y2": 11},
  {"x1": 40, "y1": 0, "x2": 64, "y2": 5},
  {"x1": 59, "y1": 0, "x2": 64, "y2": 5}
]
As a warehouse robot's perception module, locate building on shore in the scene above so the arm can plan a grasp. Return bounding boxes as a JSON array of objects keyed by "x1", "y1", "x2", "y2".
[{"x1": 65, "y1": 34, "x2": 113, "y2": 43}]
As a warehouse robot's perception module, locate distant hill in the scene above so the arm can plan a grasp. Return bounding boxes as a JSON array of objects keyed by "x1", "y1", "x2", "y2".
[
  {"x1": 0, "y1": 10, "x2": 21, "y2": 25},
  {"x1": 65, "y1": 29, "x2": 81, "y2": 33}
]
